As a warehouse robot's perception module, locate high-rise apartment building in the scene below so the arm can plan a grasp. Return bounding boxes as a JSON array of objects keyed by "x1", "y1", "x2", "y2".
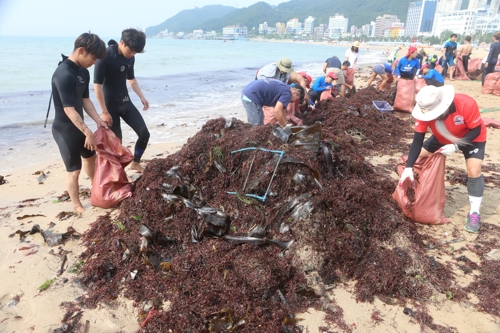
[
  {"x1": 304, "y1": 16, "x2": 315, "y2": 34},
  {"x1": 374, "y1": 14, "x2": 400, "y2": 37},
  {"x1": 405, "y1": 0, "x2": 438, "y2": 36},
  {"x1": 468, "y1": 0, "x2": 487, "y2": 9}
]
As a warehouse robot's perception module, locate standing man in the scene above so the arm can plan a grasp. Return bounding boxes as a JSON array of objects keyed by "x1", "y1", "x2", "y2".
[
  {"x1": 399, "y1": 85, "x2": 487, "y2": 233},
  {"x1": 323, "y1": 55, "x2": 347, "y2": 97},
  {"x1": 94, "y1": 28, "x2": 150, "y2": 173},
  {"x1": 442, "y1": 33, "x2": 458, "y2": 80},
  {"x1": 457, "y1": 36, "x2": 473, "y2": 74},
  {"x1": 51, "y1": 32, "x2": 108, "y2": 213},
  {"x1": 482, "y1": 31, "x2": 500, "y2": 86},
  {"x1": 241, "y1": 79, "x2": 304, "y2": 127},
  {"x1": 388, "y1": 45, "x2": 402, "y2": 63}
]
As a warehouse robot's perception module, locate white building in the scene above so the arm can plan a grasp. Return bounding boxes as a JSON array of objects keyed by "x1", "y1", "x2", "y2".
[
  {"x1": 405, "y1": 0, "x2": 438, "y2": 36},
  {"x1": 286, "y1": 18, "x2": 301, "y2": 30},
  {"x1": 222, "y1": 25, "x2": 248, "y2": 39},
  {"x1": 475, "y1": 12, "x2": 500, "y2": 33},
  {"x1": 328, "y1": 14, "x2": 349, "y2": 36},
  {"x1": 193, "y1": 30, "x2": 203, "y2": 38},
  {"x1": 468, "y1": 0, "x2": 487, "y2": 9},
  {"x1": 259, "y1": 22, "x2": 268, "y2": 34},
  {"x1": 304, "y1": 16, "x2": 315, "y2": 34},
  {"x1": 432, "y1": 9, "x2": 481, "y2": 36}
]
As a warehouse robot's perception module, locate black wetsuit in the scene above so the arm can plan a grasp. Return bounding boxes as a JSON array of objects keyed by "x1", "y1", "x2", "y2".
[
  {"x1": 94, "y1": 44, "x2": 149, "y2": 162},
  {"x1": 52, "y1": 59, "x2": 95, "y2": 172},
  {"x1": 483, "y1": 41, "x2": 500, "y2": 85}
]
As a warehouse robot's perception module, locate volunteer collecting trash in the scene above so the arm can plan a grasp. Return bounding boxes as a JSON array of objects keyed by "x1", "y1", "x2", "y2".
[
  {"x1": 399, "y1": 85, "x2": 487, "y2": 233},
  {"x1": 395, "y1": 46, "x2": 420, "y2": 81}
]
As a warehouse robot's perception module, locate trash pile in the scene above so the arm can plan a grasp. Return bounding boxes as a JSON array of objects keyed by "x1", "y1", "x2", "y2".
[{"x1": 77, "y1": 87, "x2": 460, "y2": 332}]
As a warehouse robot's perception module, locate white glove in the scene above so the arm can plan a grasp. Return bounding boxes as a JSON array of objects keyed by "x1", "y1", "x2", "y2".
[
  {"x1": 439, "y1": 144, "x2": 458, "y2": 156},
  {"x1": 417, "y1": 75, "x2": 422, "y2": 79},
  {"x1": 399, "y1": 167, "x2": 414, "y2": 186}
]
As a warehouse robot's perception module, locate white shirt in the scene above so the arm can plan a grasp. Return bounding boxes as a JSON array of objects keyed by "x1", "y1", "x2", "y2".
[{"x1": 345, "y1": 49, "x2": 359, "y2": 69}]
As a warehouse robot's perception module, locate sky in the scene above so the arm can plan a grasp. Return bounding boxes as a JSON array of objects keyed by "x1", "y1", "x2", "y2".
[{"x1": 0, "y1": 0, "x2": 286, "y2": 37}]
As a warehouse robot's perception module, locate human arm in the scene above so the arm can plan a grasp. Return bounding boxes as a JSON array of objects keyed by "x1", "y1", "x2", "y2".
[
  {"x1": 274, "y1": 101, "x2": 287, "y2": 127},
  {"x1": 288, "y1": 72, "x2": 311, "y2": 104},
  {"x1": 400, "y1": 131, "x2": 425, "y2": 186},
  {"x1": 83, "y1": 98, "x2": 108, "y2": 128},
  {"x1": 322, "y1": 62, "x2": 328, "y2": 74},
  {"x1": 93, "y1": 83, "x2": 113, "y2": 126},
  {"x1": 62, "y1": 106, "x2": 98, "y2": 151},
  {"x1": 127, "y1": 78, "x2": 150, "y2": 110}
]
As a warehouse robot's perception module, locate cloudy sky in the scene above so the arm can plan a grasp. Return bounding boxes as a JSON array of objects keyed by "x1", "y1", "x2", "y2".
[{"x1": 0, "y1": 0, "x2": 286, "y2": 37}]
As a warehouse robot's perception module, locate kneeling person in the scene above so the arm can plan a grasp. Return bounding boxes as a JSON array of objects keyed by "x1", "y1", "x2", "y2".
[
  {"x1": 241, "y1": 79, "x2": 305, "y2": 127},
  {"x1": 308, "y1": 72, "x2": 337, "y2": 104},
  {"x1": 418, "y1": 63, "x2": 444, "y2": 87}
]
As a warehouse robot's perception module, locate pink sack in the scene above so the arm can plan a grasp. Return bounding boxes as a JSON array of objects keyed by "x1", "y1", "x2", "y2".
[
  {"x1": 392, "y1": 154, "x2": 451, "y2": 225},
  {"x1": 320, "y1": 90, "x2": 334, "y2": 101},
  {"x1": 414, "y1": 78, "x2": 427, "y2": 93},
  {"x1": 91, "y1": 127, "x2": 133, "y2": 209},
  {"x1": 393, "y1": 79, "x2": 416, "y2": 113},
  {"x1": 493, "y1": 77, "x2": 500, "y2": 96},
  {"x1": 376, "y1": 73, "x2": 394, "y2": 90},
  {"x1": 454, "y1": 57, "x2": 470, "y2": 80},
  {"x1": 483, "y1": 117, "x2": 500, "y2": 129},
  {"x1": 467, "y1": 58, "x2": 482, "y2": 73},
  {"x1": 344, "y1": 68, "x2": 355, "y2": 86},
  {"x1": 482, "y1": 72, "x2": 500, "y2": 94}
]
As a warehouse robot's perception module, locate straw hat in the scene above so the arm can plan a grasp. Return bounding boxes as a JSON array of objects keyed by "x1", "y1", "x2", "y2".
[
  {"x1": 276, "y1": 58, "x2": 294, "y2": 73},
  {"x1": 412, "y1": 85, "x2": 455, "y2": 121},
  {"x1": 352, "y1": 41, "x2": 360, "y2": 47}
]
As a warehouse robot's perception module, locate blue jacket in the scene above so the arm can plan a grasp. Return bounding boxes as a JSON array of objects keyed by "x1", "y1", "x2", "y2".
[
  {"x1": 395, "y1": 57, "x2": 420, "y2": 78},
  {"x1": 311, "y1": 76, "x2": 333, "y2": 93},
  {"x1": 421, "y1": 69, "x2": 444, "y2": 83}
]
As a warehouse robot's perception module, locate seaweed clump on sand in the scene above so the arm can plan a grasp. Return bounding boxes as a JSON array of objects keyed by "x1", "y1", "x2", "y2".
[{"x1": 77, "y1": 88, "x2": 457, "y2": 332}]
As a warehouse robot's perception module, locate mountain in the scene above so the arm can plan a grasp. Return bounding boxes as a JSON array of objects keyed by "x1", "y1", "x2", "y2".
[
  {"x1": 146, "y1": 0, "x2": 414, "y2": 35},
  {"x1": 145, "y1": 5, "x2": 236, "y2": 36}
]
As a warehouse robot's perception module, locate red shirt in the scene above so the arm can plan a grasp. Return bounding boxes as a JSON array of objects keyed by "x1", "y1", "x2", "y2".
[{"x1": 414, "y1": 94, "x2": 486, "y2": 144}]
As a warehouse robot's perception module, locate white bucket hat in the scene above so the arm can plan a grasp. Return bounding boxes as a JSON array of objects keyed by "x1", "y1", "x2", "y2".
[{"x1": 412, "y1": 85, "x2": 455, "y2": 121}]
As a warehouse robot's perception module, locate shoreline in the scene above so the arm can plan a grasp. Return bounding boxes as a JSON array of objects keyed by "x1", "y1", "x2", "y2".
[{"x1": 1, "y1": 58, "x2": 500, "y2": 332}]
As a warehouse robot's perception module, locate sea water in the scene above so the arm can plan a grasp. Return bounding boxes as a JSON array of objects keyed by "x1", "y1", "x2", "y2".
[{"x1": 0, "y1": 36, "x2": 384, "y2": 172}]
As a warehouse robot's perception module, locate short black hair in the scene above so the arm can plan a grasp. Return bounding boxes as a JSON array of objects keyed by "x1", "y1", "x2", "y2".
[
  {"x1": 74, "y1": 32, "x2": 106, "y2": 59},
  {"x1": 291, "y1": 85, "x2": 305, "y2": 100},
  {"x1": 121, "y1": 28, "x2": 147, "y2": 53},
  {"x1": 108, "y1": 39, "x2": 118, "y2": 46},
  {"x1": 465, "y1": 36, "x2": 471, "y2": 42},
  {"x1": 343, "y1": 60, "x2": 350, "y2": 67},
  {"x1": 450, "y1": 33, "x2": 457, "y2": 38}
]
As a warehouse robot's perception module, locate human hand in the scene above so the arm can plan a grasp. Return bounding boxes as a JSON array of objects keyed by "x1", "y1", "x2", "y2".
[
  {"x1": 399, "y1": 167, "x2": 414, "y2": 187},
  {"x1": 417, "y1": 75, "x2": 422, "y2": 79},
  {"x1": 439, "y1": 144, "x2": 458, "y2": 156},
  {"x1": 325, "y1": 86, "x2": 331, "y2": 90},
  {"x1": 101, "y1": 112, "x2": 113, "y2": 126},
  {"x1": 97, "y1": 119, "x2": 108, "y2": 128},
  {"x1": 141, "y1": 98, "x2": 150, "y2": 111},
  {"x1": 84, "y1": 132, "x2": 97, "y2": 151}
]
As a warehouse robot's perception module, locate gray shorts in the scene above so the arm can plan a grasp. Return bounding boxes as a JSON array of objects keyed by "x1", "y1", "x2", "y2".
[
  {"x1": 241, "y1": 93, "x2": 263, "y2": 125},
  {"x1": 373, "y1": 64, "x2": 387, "y2": 75},
  {"x1": 326, "y1": 67, "x2": 345, "y2": 85}
]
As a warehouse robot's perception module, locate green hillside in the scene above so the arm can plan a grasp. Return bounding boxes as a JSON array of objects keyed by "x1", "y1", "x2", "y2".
[
  {"x1": 147, "y1": 0, "x2": 415, "y2": 35},
  {"x1": 145, "y1": 5, "x2": 236, "y2": 36}
]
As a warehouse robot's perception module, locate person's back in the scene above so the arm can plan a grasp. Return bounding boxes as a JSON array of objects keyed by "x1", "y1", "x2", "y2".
[{"x1": 256, "y1": 58, "x2": 294, "y2": 84}]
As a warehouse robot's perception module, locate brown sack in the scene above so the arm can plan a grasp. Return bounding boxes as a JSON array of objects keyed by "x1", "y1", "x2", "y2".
[
  {"x1": 393, "y1": 79, "x2": 415, "y2": 113},
  {"x1": 392, "y1": 153, "x2": 451, "y2": 225},
  {"x1": 344, "y1": 68, "x2": 355, "y2": 86},
  {"x1": 467, "y1": 58, "x2": 482, "y2": 73},
  {"x1": 91, "y1": 127, "x2": 133, "y2": 209}
]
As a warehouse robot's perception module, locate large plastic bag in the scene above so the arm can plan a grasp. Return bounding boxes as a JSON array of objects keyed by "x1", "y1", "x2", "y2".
[
  {"x1": 414, "y1": 78, "x2": 426, "y2": 93},
  {"x1": 393, "y1": 79, "x2": 415, "y2": 113},
  {"x1": 392, "y1": 153, "x2": 451, "y2": 225},
  {"x1": 482, "y1": 72, "x2": 500, "y2": 94},
  {"x1": 91, "y1": 127, "x2": 133, "y2": 208},
  {"x1": 454, "y1": 57, "x2": 470, "y2": 80}
]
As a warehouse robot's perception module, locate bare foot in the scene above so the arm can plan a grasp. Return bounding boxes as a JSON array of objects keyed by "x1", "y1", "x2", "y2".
[
  {"x1": 74, "y1": 205, "x2": 85, "y2": 214},
  {"x1": 130, "y1": 161, "x2": 145, "y2": 173}
]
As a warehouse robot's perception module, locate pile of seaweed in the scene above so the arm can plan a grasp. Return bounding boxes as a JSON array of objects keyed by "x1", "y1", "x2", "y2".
[{"x1": 77, "y1": 88, "x2": 459, "y2": 332}]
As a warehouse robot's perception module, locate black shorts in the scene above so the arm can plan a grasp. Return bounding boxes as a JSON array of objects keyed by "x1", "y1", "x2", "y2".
[{"x1": 423, "y1": 135, "x2": 486, "y2": 160}]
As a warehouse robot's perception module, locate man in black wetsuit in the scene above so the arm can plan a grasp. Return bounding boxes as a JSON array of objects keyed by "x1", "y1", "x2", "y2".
[
  {"x1": 482, "y1": 31, "x2": 500, "y2": 86},
  {"x1": 51, "y1": 32, "x2": 107, "y2": 213},
  {"x1": 94, "y1": 28, "x2": 150, "y2": 173}
]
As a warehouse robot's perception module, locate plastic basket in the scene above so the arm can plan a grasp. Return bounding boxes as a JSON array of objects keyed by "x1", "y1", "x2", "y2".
[{"x1": 372, "y1": 100, "x2": 393, "y2": 112}]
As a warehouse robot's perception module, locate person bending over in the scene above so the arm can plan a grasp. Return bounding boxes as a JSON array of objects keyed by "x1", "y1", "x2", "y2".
[
  {"x1": 323, "y1": 55, "x2": 347, "y2": 97},
  {"x1": 399, "y1": 85, "x2": 487, "y2": 233},
  {"x1": 308, "y1": 72, "x2": 337, "y2": 104},
  {"x1": 51, "y1": 32, "x2": 108, "y2": 213},
  {"x1": 241, "y1": 79, "x2": 304, "y2": 127},
  {"x1": 94, "y1": 28, "x2": 150, "y2": 173},
  {"x1": 365, "y1": 63, "x2": 394, "y2": 91},
  {"x1": 418, "y1": 63, "x2": 444, "y2": 87}
]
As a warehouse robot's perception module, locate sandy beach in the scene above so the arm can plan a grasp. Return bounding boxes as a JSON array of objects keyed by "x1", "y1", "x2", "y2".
[{"x1": 1, "y1": 47, "x2": 500, "y2": 332}]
